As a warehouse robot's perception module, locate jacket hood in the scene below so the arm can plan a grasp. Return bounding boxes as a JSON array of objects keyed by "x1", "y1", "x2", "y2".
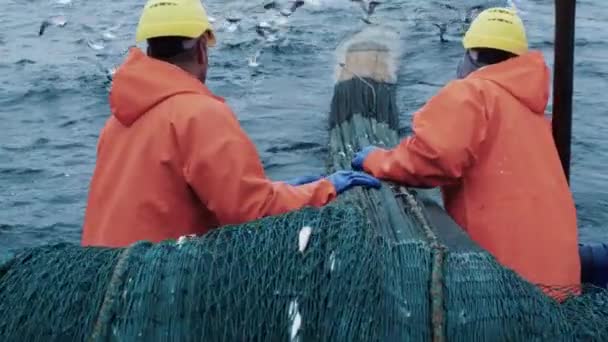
[
  {"x1": 109, "y1": 48, "x2": 219, "y2": 126},
  {"x1": 469, "y1": 51, "x2": 550, "y2": 114}
]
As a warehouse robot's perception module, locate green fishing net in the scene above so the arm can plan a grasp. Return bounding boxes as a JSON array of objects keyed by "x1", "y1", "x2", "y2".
[
  {"x1": 0, "y1": 202, "x2": 607, "y2": 341},
  {"x1": 0, "y1": 206, "x2": 385, "y2": 341}
]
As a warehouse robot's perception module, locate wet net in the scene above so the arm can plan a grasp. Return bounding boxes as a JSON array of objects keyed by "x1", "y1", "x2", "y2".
[
  {"x1": 1, "y1": 27, "x2": 608, "y2": 341},
  {"x1": 0, "y1": 206, "x2": 386, "y2": 341},
  {"x1": 1, "y1": 203, "x2": 608, "y2": 341}
]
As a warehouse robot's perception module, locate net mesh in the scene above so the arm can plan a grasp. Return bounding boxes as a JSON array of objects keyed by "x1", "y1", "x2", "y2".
[
  {"x1": 0, "y1": 206, "x2": 389, "y2": 341},
  {"x1": 0, "y1": 204, "x2": 607, "y2": 341},
  {"x1": 1, "y1": 29, "x2": 608, "y2": 341}
]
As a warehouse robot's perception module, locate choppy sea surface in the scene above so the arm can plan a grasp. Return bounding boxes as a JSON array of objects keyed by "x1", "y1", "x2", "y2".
[{"x1": 1, "y1": 0, "x2": 607, "y2": 260}]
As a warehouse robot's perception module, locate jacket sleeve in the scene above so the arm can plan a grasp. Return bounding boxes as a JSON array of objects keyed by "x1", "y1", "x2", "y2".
[
  {"x1": 173, "y1": 99, "x2": 337, "y2": 226},
  {"x1": 363, "y1": 80, "x2": 488, "y2": 187}
]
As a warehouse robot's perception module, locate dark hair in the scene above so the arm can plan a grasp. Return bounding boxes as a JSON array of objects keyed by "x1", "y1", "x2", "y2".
[
  {"x1": 473, "y1": 48, "x2": 517, "y2": 65},
  {"x1": 147, "y1": 36, "x2": 198, "y2": 62}
]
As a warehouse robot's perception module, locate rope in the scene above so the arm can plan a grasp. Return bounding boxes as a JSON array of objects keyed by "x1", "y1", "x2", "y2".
[
  {"x1": 338, "y1": 62, "x2": 378, "y2": 114},
  {"x1": 88, "y1": 244, "x2": 136, "y2": 341},
  {"x1": 395, "y1": 186, "x2": 447, "y2": 342}
]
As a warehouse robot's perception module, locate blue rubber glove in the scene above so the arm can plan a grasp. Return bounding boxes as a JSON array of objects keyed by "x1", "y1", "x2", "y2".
[
  {"x1": 351, "y1": 146, "x2": 379, "y2": 171},
  {"x1": 327, "y1": 170, "x2": 381, "y2": 194},
  {"x1": 283, "y1": 174, "x2": 324, "y2": 186}
]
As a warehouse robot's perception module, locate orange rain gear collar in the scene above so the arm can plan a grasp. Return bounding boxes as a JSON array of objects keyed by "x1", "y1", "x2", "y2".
[
  {"x1": 468, "y1": 51, "x2": 549, "y2": 115},
  {"x1": 109, "y1": 48, "x2": 224, "y2": 127}
]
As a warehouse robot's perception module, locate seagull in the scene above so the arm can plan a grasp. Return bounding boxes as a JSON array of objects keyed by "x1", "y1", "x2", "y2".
[
  {"x1": 437, "y1": 3, "x2": 457, "y2": 11},
  {"x1": 351, "y1": 0, "x2": 381, "y2": 16},
  {"x1": 425, "y1": 3, "x2": 483, "y2": 41},
  {"x1": 279, "y1": 0, "x2": 305, "y2": 17},
  {"x1": 102, "y1": 31, "x2": 116, "y2": 40},
  {"x1": 255, "y1": 21, "x2": 279, "y2": 41},
  {"x1": 264, "y1": 1, "x2": 278, "y2": 10},
  {"x1": 263, "y1": 0, "x2": 305, "y2": 17},
  {"x1": 225, "y1": 16, "x2": 242, "y2": 33},
  {"x1": 464, "y1": 5, "x2": 484, "y2": 24},
  {"x1": 351, "y1": 0, "x2": 381, "y2": 24},
  {"x1": 433, "y1": 23, "x2": 448, "y2": 42},
  {"x1": 106, "y1": 67, "x2": 117, "y2": 82},
  {"x1": 39, "y1": 21, "x2": 51, "y2": 36},
  {"x1": 87, "y1": 39, "x2": 105, "y2": 50},
  {"x1": 226, "y1": 16, "x2": 242, "y2": 24},
  {"x1": 38, "y1": 15, "x2": 67, "y2": 36},
  {"x1": 256, "y1": 24, "x2": 268, "y2": 38}
]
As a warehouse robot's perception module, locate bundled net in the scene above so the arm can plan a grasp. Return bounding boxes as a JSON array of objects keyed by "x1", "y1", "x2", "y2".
[{"x1": 1, "y1": 27, "x2": 608, "y2": 341}]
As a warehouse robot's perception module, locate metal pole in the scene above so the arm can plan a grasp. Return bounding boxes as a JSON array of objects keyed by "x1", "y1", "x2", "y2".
[{"x1": 552, "y1": 0, "x2": 577, "y2": 184}]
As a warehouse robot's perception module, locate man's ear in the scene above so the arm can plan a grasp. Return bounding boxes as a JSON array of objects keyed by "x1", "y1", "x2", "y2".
[
  {"x1": 197, "y1": 38, "x2": 208, "y2": 65},
  {"x1": 196, "y1": 40, "x2": 202, "y2": 65}
]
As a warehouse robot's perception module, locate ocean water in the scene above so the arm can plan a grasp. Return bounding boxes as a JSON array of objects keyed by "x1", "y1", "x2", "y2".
[{"x1": 1, "y1": 0, "x2": 607, "y2": 259}]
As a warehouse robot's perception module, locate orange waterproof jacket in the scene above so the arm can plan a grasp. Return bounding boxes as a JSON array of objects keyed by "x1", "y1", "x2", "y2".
[
  {"x1": 82, "y1": 48, "x2": 336, "y2": 247},
  {"x1": 362, "y1": 51, "x2": 580, "y2": 290}
]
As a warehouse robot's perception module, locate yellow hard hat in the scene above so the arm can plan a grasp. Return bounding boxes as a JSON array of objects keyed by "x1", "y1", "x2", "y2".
[
  {"x1": 463, "y1": 7, "x2": 527, "y2": 55},
  {"x1": 136, "y1": 0, "x2": 216, "y2": 47}
]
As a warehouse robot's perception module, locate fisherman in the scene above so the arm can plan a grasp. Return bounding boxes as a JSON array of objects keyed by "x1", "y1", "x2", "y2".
[
  {"x1": 81, "y1": 0, "x2": 380, "y2": 247},
  {"x1": 352, "y1": 7, "x2": 581, "y2": 297}
]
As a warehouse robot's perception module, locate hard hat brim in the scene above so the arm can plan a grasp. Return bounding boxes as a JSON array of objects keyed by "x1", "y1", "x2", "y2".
[
  {"x1": 136, "y1": 22, "x2": 216, "y2": 47},
  {"x1": 463, "y1": 34, "x2": 528, "y2": 56}
]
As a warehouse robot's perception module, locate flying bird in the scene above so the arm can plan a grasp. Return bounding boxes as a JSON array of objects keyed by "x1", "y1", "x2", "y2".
[
  {"x1": 351, "y1": 0, "x2": 381, "y2": 24},
  {"x1": 433, "y1": 23, "x2": 448, "y2": 43},
  {"x1": 256, "y1": 24, "x2": 268, "y2": 38},
  {"x1": 351, "y1": 0, "x2": 381, "y2": 16},
  {"x1": 280, "y1": 0, "x2": 305, "y2": 17},
  {"x1": 464, "y1": 5, "x2": 484, "y2": 24},
  {"x1": 226, "y1": 16, "x2": 242, "y2": 24},
  {"x1": 255, "y1": 21, "x2": 279, "y2": 41},
  {"x1": 38, "y1": 15, "x2": 67, "y2": 36},
  {"x1": 264, "y1": 1, "x2": 278, "y2": 10}
]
